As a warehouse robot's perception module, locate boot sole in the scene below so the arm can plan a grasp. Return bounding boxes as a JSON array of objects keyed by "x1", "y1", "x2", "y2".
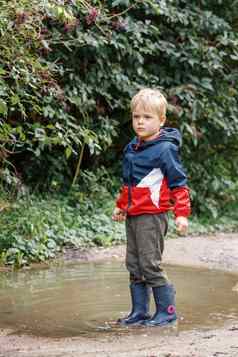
[
  {"x1": 142, "y1": 318, "x2": 177, "y2": 327},
  {"x1": 117, "y1": 315, "x2": 151, "y2": 326}
]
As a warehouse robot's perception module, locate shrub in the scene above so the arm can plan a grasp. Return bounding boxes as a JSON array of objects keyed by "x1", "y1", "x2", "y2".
[{"x1": 0, "y1": 0, "x2": 237, "y2": 216}]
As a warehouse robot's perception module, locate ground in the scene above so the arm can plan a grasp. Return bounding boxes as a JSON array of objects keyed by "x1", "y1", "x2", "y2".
[{"x1": 1, "y1": 232, "x2": 238, "y2": 357}]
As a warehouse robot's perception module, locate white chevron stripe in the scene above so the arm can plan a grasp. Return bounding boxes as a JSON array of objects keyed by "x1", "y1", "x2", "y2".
[{"x1": 137, "y1": 168, "x2": 164, "y2": 207}]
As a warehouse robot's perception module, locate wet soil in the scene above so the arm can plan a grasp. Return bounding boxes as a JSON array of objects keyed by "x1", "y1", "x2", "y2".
[{"x1": 1, "y1": 232, "x2": 238, "y2": 357}]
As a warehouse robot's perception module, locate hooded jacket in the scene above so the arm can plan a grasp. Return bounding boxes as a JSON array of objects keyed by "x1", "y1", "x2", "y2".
[{"x1": 116, "y1": 127, "x2": 191, "y2": 217}]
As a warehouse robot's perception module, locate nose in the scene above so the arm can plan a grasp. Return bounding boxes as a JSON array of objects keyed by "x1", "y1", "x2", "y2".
[{"x1": 138, "y1": 117, "x2": 144, "y2": 124}]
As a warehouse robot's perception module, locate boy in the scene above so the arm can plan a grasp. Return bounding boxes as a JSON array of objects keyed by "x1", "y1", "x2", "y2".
[{"x1": 112, "y1": 88, "x2": 191, "y2": 326}]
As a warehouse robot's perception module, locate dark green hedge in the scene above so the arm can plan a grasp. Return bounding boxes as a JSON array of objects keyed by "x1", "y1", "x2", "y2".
[{"x1": 0, "y1": 0, "x2": 238, "y2": 216}]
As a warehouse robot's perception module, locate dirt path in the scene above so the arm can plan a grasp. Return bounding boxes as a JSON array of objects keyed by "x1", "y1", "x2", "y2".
[
  {"x1": 64, "y1": 232, "x2": 238, "y2": 274},
  {"x1": 1, "y1": 232, "x2": 238, "y2": 357}
]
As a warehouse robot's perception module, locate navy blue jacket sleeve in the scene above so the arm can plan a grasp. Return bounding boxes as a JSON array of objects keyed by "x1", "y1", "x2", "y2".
[{"x1": 159, "y1": 142, "x2": 187, "y2": 189}]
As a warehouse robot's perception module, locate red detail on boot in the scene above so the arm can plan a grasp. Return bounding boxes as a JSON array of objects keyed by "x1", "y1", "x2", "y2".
[{"x1": 167, "y1": 305, "x2": 176, "y2": 314}]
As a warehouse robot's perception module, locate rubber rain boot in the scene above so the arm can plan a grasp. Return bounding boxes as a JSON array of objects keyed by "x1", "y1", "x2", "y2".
[
  {"x1": 143, "y1": 283, "x2": 177, "y2": 326},
  {"x1": 118, "y1": 282, "x2": 150, "y2": 325}
]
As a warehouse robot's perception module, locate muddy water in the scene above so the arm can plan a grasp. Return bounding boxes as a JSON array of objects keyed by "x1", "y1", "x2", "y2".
[{"x1": 0, "y1": 261, "x2": 238, "y2": 338}]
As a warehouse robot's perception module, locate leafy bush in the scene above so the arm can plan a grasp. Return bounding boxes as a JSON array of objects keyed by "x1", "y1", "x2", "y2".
[
  {"x1": 0, "y1": 0, "x2": 238, "y2": 215},
  {"x1": 0, "y1": 191, "x2": 125, "y2": 267},
  {"x1": 0, "y1": 190, "x2": 238, "y2": 268}
]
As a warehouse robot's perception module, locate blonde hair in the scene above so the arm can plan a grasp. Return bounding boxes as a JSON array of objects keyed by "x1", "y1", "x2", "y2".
[{"x1": 131, "y1": 88, "x2": 167, "y2": 120}]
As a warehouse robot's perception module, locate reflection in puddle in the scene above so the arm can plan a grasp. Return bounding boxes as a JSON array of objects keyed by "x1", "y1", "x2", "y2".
[{"x1": 0, "y1": 261, "x2": 237, "y2": 337}]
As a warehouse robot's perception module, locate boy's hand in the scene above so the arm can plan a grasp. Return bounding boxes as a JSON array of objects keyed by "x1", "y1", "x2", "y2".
[
  {"x1": 175, "y1": 216, "x2": 188, "y2": 235},
  {"x1": 112, "y1": 207, "x2": 126, "y2": 222}
]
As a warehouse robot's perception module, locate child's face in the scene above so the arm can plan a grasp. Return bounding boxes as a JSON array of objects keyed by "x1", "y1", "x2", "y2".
[{"x1": 132, "y1": 105, "x2": 164, "y2": 141}]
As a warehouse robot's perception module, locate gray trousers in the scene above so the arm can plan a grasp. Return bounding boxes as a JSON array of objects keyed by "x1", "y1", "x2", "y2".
[{"x1": 125, "y1": 213, "x2": 169, "y2": 287}]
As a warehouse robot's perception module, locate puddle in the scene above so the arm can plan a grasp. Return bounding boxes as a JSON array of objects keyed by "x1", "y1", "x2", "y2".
[{"x1": 0, "y1": 261, "x2": 238, "y2": 338}]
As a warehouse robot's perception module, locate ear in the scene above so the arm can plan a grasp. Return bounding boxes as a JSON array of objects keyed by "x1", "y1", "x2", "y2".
[{"x1": 160, "y1": 115, "x2": 166, "y2": 127}]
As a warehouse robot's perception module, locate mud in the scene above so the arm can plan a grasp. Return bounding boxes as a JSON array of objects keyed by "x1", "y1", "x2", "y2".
[{"x1": 1, "y1": 232, "x2": 238, "y2": 357}]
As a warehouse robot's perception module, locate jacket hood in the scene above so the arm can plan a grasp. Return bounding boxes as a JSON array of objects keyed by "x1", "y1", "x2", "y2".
[
  {"x1": 158, "y1": 127, "x2": 182, "y2": 147},
  {"x1": 130, "y1": 127, "x2": 182, "y2": 150}
]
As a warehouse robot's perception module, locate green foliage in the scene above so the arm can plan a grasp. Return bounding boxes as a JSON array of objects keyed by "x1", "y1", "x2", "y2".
[
  {"x1": 0, "y1": 0, "x2": 238, "y2": 215},
  {"x1": 1, "y1": 0, "x2": 238, "y2": 270},
  {"x1": 0, "y1": 190, "x2": 237, "y2": 268},
  {"x1": 0, "y1": 191, "x2": 124, "y2": 268}
]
